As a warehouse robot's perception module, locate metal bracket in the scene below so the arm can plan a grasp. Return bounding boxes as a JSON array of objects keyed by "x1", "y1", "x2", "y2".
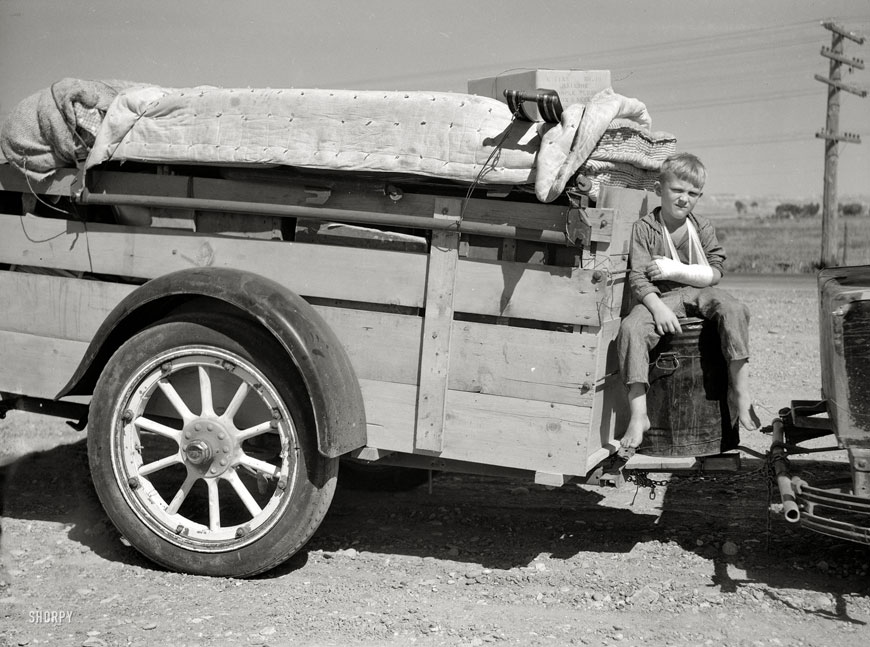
[{"x1": 304, "y1": 188, "x2": 331, "y2": 205}]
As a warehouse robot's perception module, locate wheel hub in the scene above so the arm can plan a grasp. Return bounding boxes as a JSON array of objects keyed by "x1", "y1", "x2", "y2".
[
  {"x1": 184, "y1": 439, "x2": 211, "y2": 465},
  {"x1": 182, "y1": 418, "x2": 236, "y2": 476}
]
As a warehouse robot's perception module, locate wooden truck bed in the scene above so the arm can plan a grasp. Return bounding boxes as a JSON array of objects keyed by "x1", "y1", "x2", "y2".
[{"x1": 0, "y1": 163, "x2": 651, "y2": 485}]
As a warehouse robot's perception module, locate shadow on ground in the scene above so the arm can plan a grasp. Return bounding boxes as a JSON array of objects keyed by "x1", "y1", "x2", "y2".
[{"x1": 2, "y1": 437, "x2": 868, "y2": 617}]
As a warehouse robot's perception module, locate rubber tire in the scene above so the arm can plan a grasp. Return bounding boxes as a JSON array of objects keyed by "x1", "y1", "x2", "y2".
[{"x1": 88, "y1": 312, "x2": 337, "y2": 577}]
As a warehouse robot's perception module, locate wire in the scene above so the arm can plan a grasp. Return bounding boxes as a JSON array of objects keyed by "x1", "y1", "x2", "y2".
[
  {"x1": 21, "y1": 161, "x2": 72, "y2": 217},
  {"x1": 679, "y1": 132, "x2": 818, "y2": 149},
  {"x1": 458, "y1": 106, "x2": 524, "y2": 224},
  {"x1": 653, "y1": 90, "x2": 821, "y2": 113},
  {"x1": 333, "y1": 20, "x2": 839, "y2": 90}
]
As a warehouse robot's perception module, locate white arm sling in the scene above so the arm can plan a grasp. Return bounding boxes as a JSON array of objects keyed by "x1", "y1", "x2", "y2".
[{"x1": 653, "y1": 215, "x2": 715, "y2": 287}]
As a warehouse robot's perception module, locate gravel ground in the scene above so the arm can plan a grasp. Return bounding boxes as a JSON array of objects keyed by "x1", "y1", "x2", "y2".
[{"x1": 1, "y1": 277, "x2": 868, "y2": 647}]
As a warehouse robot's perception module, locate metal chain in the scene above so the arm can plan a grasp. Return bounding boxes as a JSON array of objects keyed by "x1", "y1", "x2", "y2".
[
  {"x1": 613, "y1": 451, "x2": 776, "y2": 504},
  {"x1": 624, "y1": 470, "x2": 670, "y2": 500}
]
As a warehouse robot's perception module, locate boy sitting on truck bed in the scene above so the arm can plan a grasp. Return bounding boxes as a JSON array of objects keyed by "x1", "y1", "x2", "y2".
[{"x1": 616, "y1": 153, "x2": 760, "y2": 458}]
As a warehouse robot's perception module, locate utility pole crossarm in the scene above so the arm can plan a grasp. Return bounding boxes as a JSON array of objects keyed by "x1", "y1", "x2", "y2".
[
  {"x1": 814, "y1": 73, "x2": 869, "y2": 97},
  {"x1": 820, "y1": 46, "x2": 865, "y2": 70},
  {"x1": 815, "y1": 129, "x2": 862, "y2": 144},
  {"x1": 822, "y1": 21, "x2": 866, "y2": 44}
]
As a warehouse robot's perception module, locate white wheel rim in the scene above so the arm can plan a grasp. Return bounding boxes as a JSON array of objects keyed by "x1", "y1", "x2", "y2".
[{"x1": 111, "y1": 346, "x2": 300, "y2": 551}]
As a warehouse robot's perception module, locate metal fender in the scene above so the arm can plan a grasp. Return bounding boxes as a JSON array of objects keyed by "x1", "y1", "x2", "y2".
[{"x1": 57, "y1": 267, "x2": 366, "y2": 458}]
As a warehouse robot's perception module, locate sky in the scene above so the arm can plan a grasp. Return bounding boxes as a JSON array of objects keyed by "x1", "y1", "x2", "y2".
[{"x1": 0, "y1": 0, "x2": 868, "y2": 199}]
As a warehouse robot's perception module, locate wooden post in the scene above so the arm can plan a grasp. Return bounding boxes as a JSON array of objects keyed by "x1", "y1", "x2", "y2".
[
  {"x1": 414, "y1": 197, "x2": 461, "y2": 453},
  {"x1": 816, "y1": 22, "x2": 866, "y2": 268}
]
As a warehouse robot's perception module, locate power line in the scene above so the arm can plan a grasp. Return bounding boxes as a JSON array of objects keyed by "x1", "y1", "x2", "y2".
[
  {"x1": 334, "y1": 19, "x2": 835, "y2": 88},
  {"x1": 652, "y1": 89, "x2": 820, "y2": 113},
  {"x1": 680, "y1": 132, "x2": 817, "y2": 149}
]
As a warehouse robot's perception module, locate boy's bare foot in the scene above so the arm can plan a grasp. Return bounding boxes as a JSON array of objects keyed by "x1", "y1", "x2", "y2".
[
  {"x1": 618, "y1": 415, "x2": 650, "y2": 458},
  {"x1": 738, "y1": 405, "x2": 762, "y2": 432},
  {"x1": 728, "y1": 389, "x2": 761, "y2": 431}
]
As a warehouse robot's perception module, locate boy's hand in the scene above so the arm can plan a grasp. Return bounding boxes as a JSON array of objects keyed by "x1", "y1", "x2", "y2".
[
  {"x1": 645, "y1": 255, "x2": 666, "y2": 282},
  {"x1": 650, "y1": 302, "x2": 682, "y2": 336}
]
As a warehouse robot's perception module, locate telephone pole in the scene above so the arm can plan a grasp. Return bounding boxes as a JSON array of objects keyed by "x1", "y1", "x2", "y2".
[{"x1": 814, "y1": 21, "x2": 866, "y2": 268}]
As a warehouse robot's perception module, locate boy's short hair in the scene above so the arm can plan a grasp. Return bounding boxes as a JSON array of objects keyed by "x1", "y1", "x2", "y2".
[{"x1": 660, "y1": 153, "x2": 706, "y2": 189}]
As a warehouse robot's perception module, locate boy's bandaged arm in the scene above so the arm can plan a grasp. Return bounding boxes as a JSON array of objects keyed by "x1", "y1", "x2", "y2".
[{"x1": 652, "y1": 256, "x2": 719, "y2": 288}]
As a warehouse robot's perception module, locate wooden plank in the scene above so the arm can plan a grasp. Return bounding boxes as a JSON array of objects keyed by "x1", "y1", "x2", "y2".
[
  {"x1": 295, "y1": 307, "x2": 600, "y2": 406},
  {"x1": 0, "y1": 213, "x2": 606, "y2": 325},
  {"x1": 0, "y1": 213, "x2": 427, "y2": 308},
  {"x1": 597, "y1": 186, "x2": 656, "y2": 257},
  {"x1": 585, "y1": 317, "x2": 628, "y2": 471},
  {"x1": 414, "y1": 198, "x2": 461, "y2": 453},
  {"x1": 0, "y1": 271, "x2": 599, "y2": 406},
  {"x1": 0, "y1": 271, "x2": 135, "y2": 340},
  {"x1": 0, "y1": 330, "x2": 88, "y2": 399},
  {"x1": 361, "y1": 379, "x2": 592, "y2": 474},
  {"x1": 454, "y1": 259, "x2": 603, "y2": 325},
  {"x1": 624, "y1": 453, "x2": 740, "y2": 472},
  {"x1": 594, "y1": 318, "x2": 623, "y2": 381},
  {"x1": 449, "y1": 319, "x2": 596, "y2": 405},
  {"x1": 587, "y1": 208, "x2": 615, "y2": 243}
]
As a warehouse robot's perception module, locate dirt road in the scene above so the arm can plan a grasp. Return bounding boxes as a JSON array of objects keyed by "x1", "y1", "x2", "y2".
[{"x1": 1, "y1": 280, "x2": 868, "y2": 647}]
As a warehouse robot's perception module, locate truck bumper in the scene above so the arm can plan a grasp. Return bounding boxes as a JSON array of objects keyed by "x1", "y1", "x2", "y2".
[{"x1": 770, "y1": 401, "x2": 870, "y2": 546}]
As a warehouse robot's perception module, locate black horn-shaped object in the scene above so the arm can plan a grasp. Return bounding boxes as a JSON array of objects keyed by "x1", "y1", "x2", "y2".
[{"x1": 503, "y1": 88, "x2": 564, "y2": 123}]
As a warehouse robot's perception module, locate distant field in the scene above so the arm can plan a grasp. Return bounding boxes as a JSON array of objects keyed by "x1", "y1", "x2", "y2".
[{"x1": 708, "y1": 214, "x2": 870, "y2": 273}]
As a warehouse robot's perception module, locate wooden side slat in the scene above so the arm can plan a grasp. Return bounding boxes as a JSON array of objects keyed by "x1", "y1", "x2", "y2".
[
  {"x1": 0, "y1": 272, "x2": 135, "y2": 340},
  {"x1": 455, "y1": 259, "x2": 604, "y2": 325},
  {"x1": 0, "y1": 214, "x2": 608, "y2": 325},
  {"x1": 0, "y1": 272, "x2": 599, "y2": 406},
  {"x1": 361, "y1": 379, "x2": 591, "y2": 474},
  {"x1": 415, "y1": 198, "x2": 461, "y2": 453},
  {"x1": 0, "y1": 330, "x2": 87, "y2": 399},
  {"x1": 0, "y1": 213, "x2": 427, "y2": 307},
  {"x1": 449, "y1": 320, "x2": 596, "y2": 405}
]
